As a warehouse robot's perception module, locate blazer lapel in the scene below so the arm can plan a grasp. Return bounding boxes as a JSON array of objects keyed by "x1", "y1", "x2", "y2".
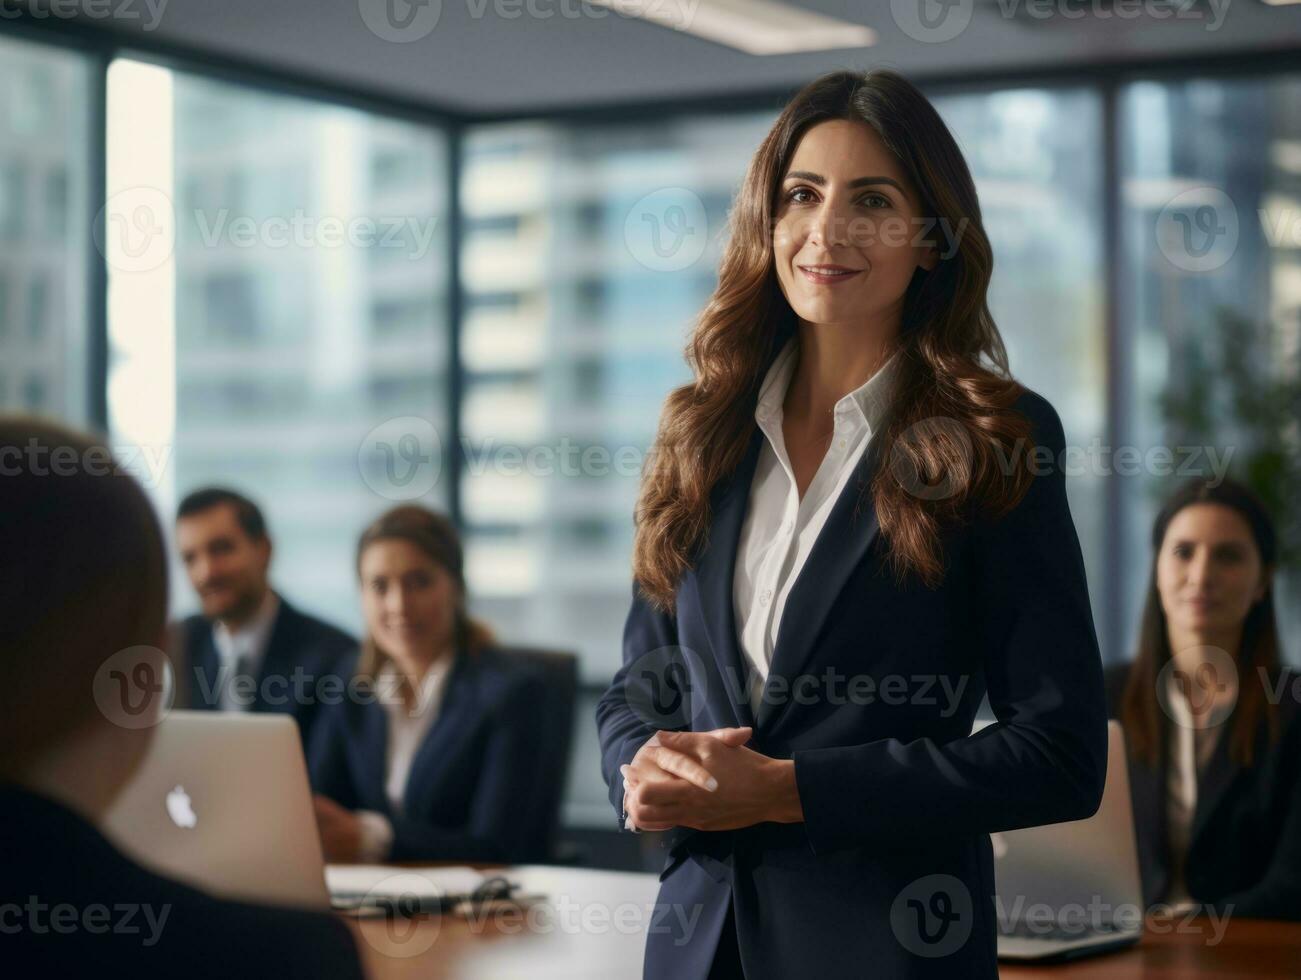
[
  {"x1": 755, "y1": 435, "x2": 887, "y2": 732},
  {"x1": 1187, "y1": 720, "x2": 1238, "y2": 851},
  {"x1": 690, "y1": 426, "x2": 765, "y2": 730},
  {"x1": 402, "y1": 651, "x2": 476, "y2": 815},
  {"x1": 352, "y1": 693, "x2": 390, "y2": 812},
  {"x1": 252, "y1": 600, "x2": 294, "y2": 712}
]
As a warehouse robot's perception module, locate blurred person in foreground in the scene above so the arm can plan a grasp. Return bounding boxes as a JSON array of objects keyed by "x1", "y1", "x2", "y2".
[{"x1": 0, "y1": 414, "x2": 366, "y2": 977}]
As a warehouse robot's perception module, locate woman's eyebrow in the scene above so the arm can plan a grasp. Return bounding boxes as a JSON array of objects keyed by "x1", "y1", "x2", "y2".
[{"x1": 783, "y1": 170, "x2": 905, "y2": 193}]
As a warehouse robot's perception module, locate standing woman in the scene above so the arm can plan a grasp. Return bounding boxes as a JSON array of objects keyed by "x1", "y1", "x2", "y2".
[
  {"x1": 597, "y1": 69, "x2": 1108, "y2": 979},
  {"x1": 1106, "y1": 478, "x2": 1301, "y2": 920},
  {"x1": 309, "y1": 505, "x2": 548, "y2": 864}
]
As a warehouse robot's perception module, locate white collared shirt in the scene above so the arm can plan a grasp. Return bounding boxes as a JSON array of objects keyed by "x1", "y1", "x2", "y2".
[
  {"x1": 732, "y1": 337, "x2": 902, "y2": 717},
  {"x1": 211, "y1": 590, "x2": 280, "y2": 711},
  {"x1": 1162, "y1": 667, "x2": 1230, "y2": 911},
  {"x1": 356, "y1": 656, "x2": 455, "y2": 860}
]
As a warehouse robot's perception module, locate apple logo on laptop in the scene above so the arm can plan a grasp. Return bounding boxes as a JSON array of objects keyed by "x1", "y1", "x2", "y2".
[{"x1": 166, "y1": 784, "x2": 198, "y2": 829}]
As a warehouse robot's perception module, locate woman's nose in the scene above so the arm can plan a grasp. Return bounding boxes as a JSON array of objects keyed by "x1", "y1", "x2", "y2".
[
  {"x1": 1186, "y1": 552, "x2": 1213, "y2": 588},
  {"x1": 808, "y1": 200, "x2": 850, "y2": 248}
]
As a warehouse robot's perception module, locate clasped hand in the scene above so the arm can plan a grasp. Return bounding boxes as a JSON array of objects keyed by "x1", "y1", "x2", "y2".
[{"x1": 620, "y1": 726, "x2": 802, "y2": 832}]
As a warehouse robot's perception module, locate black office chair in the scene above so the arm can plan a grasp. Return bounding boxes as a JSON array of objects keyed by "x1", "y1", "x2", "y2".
[{"x1": 498, "y1": 645, "x2": 578, "y2": 864}]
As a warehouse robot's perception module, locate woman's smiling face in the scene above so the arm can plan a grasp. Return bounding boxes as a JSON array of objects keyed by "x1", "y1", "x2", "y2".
[{"x1": 772, "y1": 119, "x2": 937, "y2": 329}]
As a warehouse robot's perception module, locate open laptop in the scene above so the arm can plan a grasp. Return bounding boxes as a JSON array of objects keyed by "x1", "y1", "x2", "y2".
[
  {"x1": 101, "y1": 711, "x2": 331, "y2": 911},
  {"x1": 993, "y1": 719, "x2": 1145, "y2": 961}
]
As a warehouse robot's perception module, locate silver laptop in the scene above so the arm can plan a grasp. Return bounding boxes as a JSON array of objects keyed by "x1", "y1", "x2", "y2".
[
  {"x1": 993, "y1": 720, "x2": 1144, "y2": 961},
  {"x1": 101, "y1": 710, "x2": 331, "y2": 911}
]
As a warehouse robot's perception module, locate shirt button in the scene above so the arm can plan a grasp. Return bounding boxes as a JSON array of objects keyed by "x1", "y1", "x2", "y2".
[
  {"x1": 759, "y1": 588, "x2": 773, "y2": 606},
  {"x1": 838, "y1": 438, "x2": 847, "y2": 448}
]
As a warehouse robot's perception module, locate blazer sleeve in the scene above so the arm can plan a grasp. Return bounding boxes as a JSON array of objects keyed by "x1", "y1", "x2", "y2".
[
  {"x1": 594, "y1": 579, "x2": 680, "y2": 831},
  {"x1": 305, "y1": 700, "x2": 362, "y2": 810},
  {"x1": 1208, "y1": 774, "x2": 1301, "y2": 920},
  {"x1": 386, "y1": 672, "x2": 550, "y2": 863},
  {"x1": 791, "y1": 390, "x2": 1109, "y2": 855}
]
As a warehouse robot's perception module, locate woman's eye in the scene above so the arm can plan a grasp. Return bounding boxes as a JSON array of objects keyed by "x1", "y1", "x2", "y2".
[
  {"x1": 862, "y1": 193, "x2": 890, "y2": 209},
  {"x1": 787, "y1": 187, "x2": 815, "y2": 204}
]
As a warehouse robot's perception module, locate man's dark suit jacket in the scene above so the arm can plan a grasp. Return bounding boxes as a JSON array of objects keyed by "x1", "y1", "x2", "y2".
[
  {"x1": 0, "y1": 783, "x2": 364, "y2": 979},
  {"x1": 307, "y1": 646, "x2": 550, "y2": 863},
  {"x1": 596, "y1": 389, "x2": 1109, "y2": 980},
  {"x1": 175, "y1": 594, "x2": 355, "y2": 750},
  {"x1": 1104, "y1": 661, "x2": 1301, "y2": 920}
]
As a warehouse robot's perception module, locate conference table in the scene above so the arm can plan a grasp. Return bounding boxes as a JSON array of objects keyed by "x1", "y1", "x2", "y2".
[{"x1": 342, "y1": 864, "x2": 1301, "y2": 979}]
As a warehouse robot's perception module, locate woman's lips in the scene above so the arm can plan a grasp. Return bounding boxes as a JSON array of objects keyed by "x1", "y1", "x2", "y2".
[{"x1": 799, "y1": 265, "x2": 862, "y2": 285}]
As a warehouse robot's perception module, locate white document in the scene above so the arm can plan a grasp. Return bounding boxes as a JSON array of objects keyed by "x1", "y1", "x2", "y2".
[{"x1": 325, "y1": 864, "x2": 489, "y2": 900}]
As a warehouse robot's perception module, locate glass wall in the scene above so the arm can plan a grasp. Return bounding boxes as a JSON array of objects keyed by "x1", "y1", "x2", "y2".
[
  {"x1": 0, "y1": 34, "x2": 91, "y2": 420},
  {"x1": 17, "y1": 34, "x2": 1297, "y2": 835},
  {"x1": 106, "y1": 59, "x2": 451, "y2": 635},
  {"x1": 458, "y1": 114, "x2": 776, "y2": 684},
  {"x1": 935, "y1": 87, "x2": 1108, "y2": 651},
  {"x1": 1119, "y1": 72, "x2": 1301, "y2": 657}
]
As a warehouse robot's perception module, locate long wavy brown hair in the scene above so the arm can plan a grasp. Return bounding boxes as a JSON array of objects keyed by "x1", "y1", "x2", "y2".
[
  {"x1": 633, "y1": 69, "x2": 1036, "y2": 611},
  {"x1": 1120, "y1": 478, "x2": 1283, "y2": 769}
]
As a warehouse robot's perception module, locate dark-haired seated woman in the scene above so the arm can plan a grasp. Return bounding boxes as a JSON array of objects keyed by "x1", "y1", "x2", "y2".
[
  {"x1": 308, "y1": 505, "x2": 547, "y2": 864},
  {"x1": 1106, "y1": 477, "x2": 1301, "y2": 921}
]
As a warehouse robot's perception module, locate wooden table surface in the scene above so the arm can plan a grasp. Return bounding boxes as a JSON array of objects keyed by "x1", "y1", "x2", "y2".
[{"x1": 343, "y1": 865, "x2": 1301, "y2": 979}]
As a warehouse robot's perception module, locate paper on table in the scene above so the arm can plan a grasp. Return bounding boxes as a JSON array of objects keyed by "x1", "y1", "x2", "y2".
[{"x1": 325, "y1": 864, "x2": 489, "y2": 899}]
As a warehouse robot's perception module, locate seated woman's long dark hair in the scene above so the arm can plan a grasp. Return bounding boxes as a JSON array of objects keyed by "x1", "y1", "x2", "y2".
[{"x1": 1121, "y1": 477, "x2": 1283, "y2": 769}]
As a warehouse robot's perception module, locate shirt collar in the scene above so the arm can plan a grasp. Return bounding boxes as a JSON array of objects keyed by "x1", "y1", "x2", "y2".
[
  {"x1": 213, "y1": 589, "x2": 280, "y2": 665},
  {"x1": 754, "y1": 336, "x2": 903, "y2": 437}
]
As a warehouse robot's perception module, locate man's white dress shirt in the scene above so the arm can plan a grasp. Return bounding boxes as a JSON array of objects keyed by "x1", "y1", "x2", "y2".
[{"x1": 211, "y1": 590, "x2": 280, "y2": 711}]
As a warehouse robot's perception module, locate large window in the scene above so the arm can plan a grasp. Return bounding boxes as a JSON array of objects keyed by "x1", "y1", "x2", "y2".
[
  {"x1": 458, "y1": 115, "x2": 776, "y2": 684},
  {"x1": 0, "y1": 34, "x2": 91, "y2": 420},
  {"x1": 1119, "y1": 72, "x2": 1301, "y2": 656},
  {"x1": 936, "y1": 87, "x2": 1108, "y2": 655},
  {"x1": 106, "y1": 60, "x2": 451, "y2": 634},
  {"x1": 13, "y1": 29, "x2": 1297, "y2": 838}
]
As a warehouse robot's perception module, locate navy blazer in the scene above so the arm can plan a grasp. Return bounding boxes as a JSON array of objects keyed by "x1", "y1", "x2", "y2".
[
  {"x1": 1104, "y1": 662, "x2": 1301, "y2": 920},
  {"x1": 596, "y1": 389, "x2": 1108, "y2": 980},
  {"x1": 307, "y1": 645, "x2": 549, "y2": 863},
  {"x1": 175, "y1": 595, "x2": 355, "y2": 750},
  {"x1": 0, "y1": 783, "x2": 363, "y2": 979}
]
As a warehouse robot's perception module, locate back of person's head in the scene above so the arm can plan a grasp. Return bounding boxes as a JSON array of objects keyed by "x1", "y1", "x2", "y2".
[{"x1": 0, "y1": 415, "x2": 169, "y2": 785}]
